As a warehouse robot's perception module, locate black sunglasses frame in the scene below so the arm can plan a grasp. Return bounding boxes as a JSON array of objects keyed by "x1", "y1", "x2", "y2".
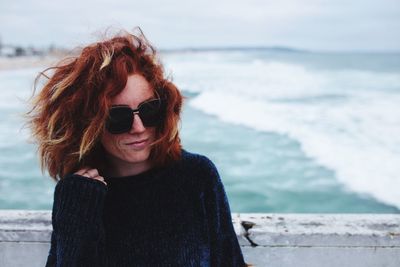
[{"x1": 105, "y1": 98, "x2": 164, "y2": 134}]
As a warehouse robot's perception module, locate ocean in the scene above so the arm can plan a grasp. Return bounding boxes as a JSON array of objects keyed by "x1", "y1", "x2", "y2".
[{"x1": 1, "y1": 49, "x2": 399, "y2": 213}]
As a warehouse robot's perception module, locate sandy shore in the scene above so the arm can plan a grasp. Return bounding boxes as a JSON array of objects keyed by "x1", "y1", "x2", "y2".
[{"x1": 0, "y1": 55, "x2": 64, "y2": 71}]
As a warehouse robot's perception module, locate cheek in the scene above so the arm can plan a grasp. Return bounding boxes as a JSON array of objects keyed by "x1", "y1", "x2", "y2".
[
  {"x1": 149, "y1": 128, "x2": 157, "y2": 139},
  {"x1": 101, "y1": 133, "x2": 121, "y2": 155}
]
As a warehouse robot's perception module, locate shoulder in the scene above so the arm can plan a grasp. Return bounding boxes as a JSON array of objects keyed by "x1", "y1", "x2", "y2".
[
  {"x1": 180, "y1": 149, "x2": 218, "y2": 173},
  {"x1": 179, "y1": 149, "x2": 222, "y2": 190}
]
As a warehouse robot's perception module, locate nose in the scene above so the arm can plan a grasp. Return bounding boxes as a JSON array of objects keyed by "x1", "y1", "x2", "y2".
[{"x1": 129, "y1": 112, "x2": 146, "y2": 134}]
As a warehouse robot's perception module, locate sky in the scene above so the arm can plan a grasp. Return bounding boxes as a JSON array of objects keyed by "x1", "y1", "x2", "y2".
[{"x1": 1, "y1": 0, "x2": 399, "y2": 52}]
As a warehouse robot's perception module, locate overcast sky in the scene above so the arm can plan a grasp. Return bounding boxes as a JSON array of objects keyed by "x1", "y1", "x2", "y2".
[{"x1": 1, "y1": 0, "x2": 399, "y2": 52}]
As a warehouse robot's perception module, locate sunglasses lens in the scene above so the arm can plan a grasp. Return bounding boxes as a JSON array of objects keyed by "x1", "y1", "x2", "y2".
[
  {"x1": 139, "y1": 99, "x2": 163, "y2": 127},
  {"x1": 106, "y1": 106, "x2": 133, "y2": 134},
  {"x1": 106, "y1": 99, "x2": 164, "y2": 134}
]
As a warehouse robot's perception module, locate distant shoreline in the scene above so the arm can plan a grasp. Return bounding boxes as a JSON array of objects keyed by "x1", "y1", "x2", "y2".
[
  {"x1": 0, "y1": 56, "x2": 63, "y2": 71},
  {"x1": 2, "y1": 47, "x2": 398, "y2": 71}
]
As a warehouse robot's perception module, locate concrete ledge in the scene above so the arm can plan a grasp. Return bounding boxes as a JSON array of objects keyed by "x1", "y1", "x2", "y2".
[{"x1": 0, "y1": 210, "x2": 399, "y2": 267}]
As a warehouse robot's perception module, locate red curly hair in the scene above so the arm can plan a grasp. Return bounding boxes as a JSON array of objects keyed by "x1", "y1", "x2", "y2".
[{"x1": 27, "y1": 29, "x2": 183, "y2": 181}]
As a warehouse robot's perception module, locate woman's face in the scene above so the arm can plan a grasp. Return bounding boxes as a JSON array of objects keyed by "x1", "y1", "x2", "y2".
[{"x1": 101, "y1": 73, "x2": 157, "y2": 176}]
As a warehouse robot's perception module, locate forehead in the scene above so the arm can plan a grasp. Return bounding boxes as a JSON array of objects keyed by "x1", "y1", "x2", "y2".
[{"x1": 111, "y1": 74, "x2": 154, "y2": 106}]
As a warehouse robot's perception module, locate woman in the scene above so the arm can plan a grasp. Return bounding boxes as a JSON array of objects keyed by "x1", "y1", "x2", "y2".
[{"x1": 28, "y1": 29, "x2": 252, "y2": 266}]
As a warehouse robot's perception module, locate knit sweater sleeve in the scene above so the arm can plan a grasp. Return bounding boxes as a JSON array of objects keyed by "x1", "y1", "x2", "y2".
[
  {"x1": 201, "y1": 157, "x2": 247, "y2": 267},
  {"x1": 45, "y1": 174, "x2": 108, "y2": 267}
]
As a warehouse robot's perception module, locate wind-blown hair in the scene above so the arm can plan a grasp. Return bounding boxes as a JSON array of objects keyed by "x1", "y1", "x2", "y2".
[{"x1": 27, "y1": 29, "x2": 183, "y2": 181}]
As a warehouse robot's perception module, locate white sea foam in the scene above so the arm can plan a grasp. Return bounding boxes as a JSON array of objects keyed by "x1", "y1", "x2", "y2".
[{"x1": 165, "y1": 54, "x2": 400, "y2": 209}]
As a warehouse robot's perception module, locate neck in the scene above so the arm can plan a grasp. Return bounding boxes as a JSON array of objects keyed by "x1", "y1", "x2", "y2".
[{"x1": 105, "y1": 155, "x2": 153, "y2": 178}]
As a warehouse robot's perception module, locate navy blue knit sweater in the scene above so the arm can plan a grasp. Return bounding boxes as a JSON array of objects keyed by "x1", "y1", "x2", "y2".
[{"x1": 45, "y1": 150, "x2": 247, "y2": 266}]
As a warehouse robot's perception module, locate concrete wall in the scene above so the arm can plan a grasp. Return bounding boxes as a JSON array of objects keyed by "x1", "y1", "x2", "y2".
[{"x1": 0, "y1": 210, "x2": 399, "y2": 267}]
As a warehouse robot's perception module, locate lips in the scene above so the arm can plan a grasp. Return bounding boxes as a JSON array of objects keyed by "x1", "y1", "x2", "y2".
[
  {"x1": 126, "y1": 139, "x2": 147, "y2": 145},
  {"x1": 124, "y1": 138, "x2": 149, "y2": 149}
]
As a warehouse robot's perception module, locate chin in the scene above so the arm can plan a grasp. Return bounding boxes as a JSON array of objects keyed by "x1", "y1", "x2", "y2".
[{"x1": 123, "y1": 149, "x2": 152, "y2": 164}]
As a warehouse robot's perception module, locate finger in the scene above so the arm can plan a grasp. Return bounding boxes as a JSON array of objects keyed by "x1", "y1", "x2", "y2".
[
  {"x1": 73, "y1": 168, "x2": 106, "y2": 185},
  {"x1": 93, "y1": 176, "x2": 107, "y2": 186},
  {"x1": 93, "y1": 175, "x2": 104, "y2": 182},
  {"x1": 83, "y1": 168, "x2": 99, "y2": 178},
  {"x1": 75, "y1": 167, "x2": 91, "y2": 176}
]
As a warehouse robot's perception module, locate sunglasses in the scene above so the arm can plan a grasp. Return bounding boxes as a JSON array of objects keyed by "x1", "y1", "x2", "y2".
[{"x1": 105, "y1": 98, "x2": 164, "y2": 134}]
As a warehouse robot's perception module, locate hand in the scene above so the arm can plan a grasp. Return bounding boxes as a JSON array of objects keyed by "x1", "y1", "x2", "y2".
[{"x1": 74, "y1": 168, "x2": 107, "y2": 186}]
